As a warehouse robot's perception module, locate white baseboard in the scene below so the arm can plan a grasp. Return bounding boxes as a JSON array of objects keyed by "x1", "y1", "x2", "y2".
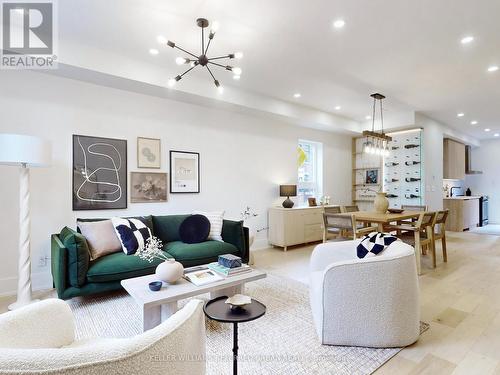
[{"x1": 0, "y1": 271, "x2": 53, "y2": 297}]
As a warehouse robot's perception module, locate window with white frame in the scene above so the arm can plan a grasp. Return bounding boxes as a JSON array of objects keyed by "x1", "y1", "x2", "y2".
[{"x1": 297, "y1": 140, "x2": 323, "y2": 205}]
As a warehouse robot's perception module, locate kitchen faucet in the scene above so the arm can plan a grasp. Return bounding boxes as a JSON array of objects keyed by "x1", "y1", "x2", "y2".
[{"x1": 450, "y1": 186, "x2": 461, "y2": 197}]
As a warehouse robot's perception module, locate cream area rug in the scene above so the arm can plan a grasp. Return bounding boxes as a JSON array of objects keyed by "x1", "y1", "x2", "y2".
[{"x1": 68, "y1": 274, "x2": 428, "y2": 375}]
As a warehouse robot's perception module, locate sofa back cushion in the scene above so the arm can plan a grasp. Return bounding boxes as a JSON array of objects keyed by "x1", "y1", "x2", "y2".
[
  {"x1": 153, "y1": 215, "x2": 190, "y2": 243},
  {"x1": 59, "y1": 227, "x2": 90, "y2": 287}
]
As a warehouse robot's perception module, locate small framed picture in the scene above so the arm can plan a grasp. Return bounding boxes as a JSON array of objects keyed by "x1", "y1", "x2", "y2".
[
  {"x1": 130, "y1": 172, "x2": 168, "y2": 203},
  {"x1": 308, "y1": 197, "x2": 317, "y2": 207},
  {"x1": 365, "y1": 169, "x2": 379, "y2": 185},
  {"x1": 137, "y1": 137, "x2": 161, "y2": 169},
  {"x1": 170, "y1": 150, "x2": 200, "y2": 193}
]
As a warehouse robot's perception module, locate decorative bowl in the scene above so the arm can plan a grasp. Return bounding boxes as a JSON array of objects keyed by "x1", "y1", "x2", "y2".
[
  {"x1": 148, "y1": 281, "x2": 163, "y2": 292},
  {"x1": 388, "y1": 208, "x2": 404, "y2": 214},
  {"x1": 225, "y1": 294, "x2": 252, "y2": 310}
]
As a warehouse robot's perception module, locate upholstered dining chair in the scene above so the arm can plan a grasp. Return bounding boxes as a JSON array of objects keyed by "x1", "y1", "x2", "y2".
[
  {"x1": 386, "y1": 212, "x2": 437, "y2": 274},
  {"x1": 0, "y1": 299, "x2": 206, "y2": 374},
  {"x1": 433, "y1": 210, "x2": 449, "y2": 264}
]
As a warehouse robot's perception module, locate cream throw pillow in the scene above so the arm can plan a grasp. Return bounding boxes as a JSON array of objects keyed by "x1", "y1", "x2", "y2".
[
  {"x1": 193, "y1": 211, "x2": 225, "y2": 242},
  {"x1": 77, "y1": 220, "x2": 122, "y2": 260}
]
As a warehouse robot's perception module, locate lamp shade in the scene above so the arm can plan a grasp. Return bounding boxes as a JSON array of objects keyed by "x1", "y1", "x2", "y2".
[
  {"x1": 0, "y1": 134, "x2": 51, "y2": 167},
  {"x1": 280, "y1": 184, "x2": 297, "y2": 197}
]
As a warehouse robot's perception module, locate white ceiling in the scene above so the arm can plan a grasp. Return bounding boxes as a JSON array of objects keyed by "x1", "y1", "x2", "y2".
[{"x1": 57, "y1": 0, "x2": 500, "y2": 139}]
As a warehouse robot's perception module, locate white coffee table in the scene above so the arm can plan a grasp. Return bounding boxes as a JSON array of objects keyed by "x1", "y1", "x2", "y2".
[{"x1": 121, "y1": 268, "x2": 267, "y2": 331}]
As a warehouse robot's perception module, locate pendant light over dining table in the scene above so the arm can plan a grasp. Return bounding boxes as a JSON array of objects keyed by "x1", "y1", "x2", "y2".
[{"x1": 363, "y1": 93, "x2": 392, "y2": 156}]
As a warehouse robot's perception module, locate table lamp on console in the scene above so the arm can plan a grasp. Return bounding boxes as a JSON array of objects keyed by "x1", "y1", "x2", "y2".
[
  {"x1": 279, "y1": 184, "x2": 297, "y2": 208},
  {"x1": 0, "y1": 134, "x2": 51, "y2": 310}
]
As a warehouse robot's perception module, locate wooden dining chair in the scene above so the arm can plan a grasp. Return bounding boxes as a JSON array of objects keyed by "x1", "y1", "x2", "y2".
[
  {"x1": 322, "y1": 213, "x2": 377, "y2": 242},
  {"x1": 401, "y1": 205, "x2": 428, "y2": 211},
  {"x1": 322, "y1": 207, "x2": 342, "y2": 242},
  {"x1": 433, "y1": 210, "x2": 449, "y2": 263},
  {"x1": 386, "y1": 212, "x2": 438, "y2": 275},
  {"x1": 342, "y1": 205, "x2": 359, "y2": 213}
]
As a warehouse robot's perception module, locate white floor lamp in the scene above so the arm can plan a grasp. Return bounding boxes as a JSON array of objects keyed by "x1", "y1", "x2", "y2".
[{"x1": 0, "y1": 134, "x2": 51, "y2": 310}]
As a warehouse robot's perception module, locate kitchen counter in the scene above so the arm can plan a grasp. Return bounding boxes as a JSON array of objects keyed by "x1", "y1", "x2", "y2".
[{"x1": 443, "y1": 196, "x2": 481, "y2": 200}]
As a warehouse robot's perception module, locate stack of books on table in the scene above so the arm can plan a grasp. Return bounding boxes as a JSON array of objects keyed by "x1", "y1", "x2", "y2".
[{"x1": 207, "y1": 262, "x2": 252, "y2": 277}]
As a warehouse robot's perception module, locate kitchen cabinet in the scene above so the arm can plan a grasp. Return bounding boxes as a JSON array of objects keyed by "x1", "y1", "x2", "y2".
[
  {"x1": 443, "y1": 197, "x2": 480, "y2": 231},
  {"x1": 443, "y1": 139, "x2": 466, "y2": 180},
  {"x1": 268, "y1": 206, "x2": 338, "y2": 251}
]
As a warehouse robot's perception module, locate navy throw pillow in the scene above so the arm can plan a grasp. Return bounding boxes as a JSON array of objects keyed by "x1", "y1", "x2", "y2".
[
  {"x1": 357, "y1": 232, "x2": 398, "y2": 258},
  {"x1": 179, "y1": 215, "x2": 211, "y2": 244}
]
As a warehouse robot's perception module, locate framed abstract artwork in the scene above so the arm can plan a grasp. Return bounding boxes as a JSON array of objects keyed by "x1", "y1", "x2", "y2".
[
  {"x1": 137, "y1": 137, "x2": 161, "y2": 169},
  {"x1": 72, "y1": 134, "x2": 127, "y2": 210},
  {"x1": 169, "y1": 150, "x2": 200, "y2": 193},
  {"x1": 130, "y1": 172, "x2": 168, "y2": 203}
]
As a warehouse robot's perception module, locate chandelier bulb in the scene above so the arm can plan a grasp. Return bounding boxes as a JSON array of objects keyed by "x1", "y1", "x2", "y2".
[
  {"x1": 166, "y1": 40, "x2": 175, "y2": 48},
  {"x1": 233, "y1": 75, "x2": 241, "y2": 80},
  {"x1": 232, "y1": 67, "x2": 242, "y2": 75},
  {"x1": 234, "y1": 52, "x2": 244, "y2": 59},
  {"x1": 210, "y1": 21, "x2": 220, "y2": 32},
  {"x1": 176, "y1": 57, "x2": 188, "y2": 65},
  {"x1": 168, "y1": 78, "x2": 177, "y2": 87}
]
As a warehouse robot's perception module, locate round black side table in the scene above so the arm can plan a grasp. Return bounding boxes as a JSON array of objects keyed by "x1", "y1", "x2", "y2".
[{"x1": 204, "y1": 296, "x2": 266, "y2": 375}]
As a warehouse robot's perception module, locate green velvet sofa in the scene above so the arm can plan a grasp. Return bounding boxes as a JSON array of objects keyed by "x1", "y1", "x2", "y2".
[{"x1": 51, "y1": 214, "x2": 249, "y2": 300}]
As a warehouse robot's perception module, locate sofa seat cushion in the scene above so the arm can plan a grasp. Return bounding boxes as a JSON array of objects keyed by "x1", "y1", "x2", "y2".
[
  {"x1": 87, "y1": 251, "x2": 171, "y2": 283},
  {"x1": 164, "y1": 240, "x2": 239, "y2": 264}
]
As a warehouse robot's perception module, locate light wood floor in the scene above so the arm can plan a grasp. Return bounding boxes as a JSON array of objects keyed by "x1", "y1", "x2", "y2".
[{"x1": 1, "y1": 231, "x2": 500, "y2": 374}]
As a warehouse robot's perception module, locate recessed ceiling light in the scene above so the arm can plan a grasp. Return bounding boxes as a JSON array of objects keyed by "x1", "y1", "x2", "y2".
[
  {"x1": 365, "y1": 115, "x2": 371, "y2": 120},
  {"x1": 460, "y1": 36, "x2": 474, "y2": 44},
  {"x1": 333, "y1": 19, "x2": 345, "y2": 29},
  {"x1": 494, "y1": 133, "x2": 499, "y2": 137},
  {"x1": 149, "y1": 48, "x2": 159, "y2": 55},
  {"x1": 457, "y1": 113, "x2": 465, "y2": 117},
  {"x1": 293, "y1": 93, "x2": 301, "y2": 98},
  {"x1": 485, "y1": 128, "x2": 491, "y2": 132},
  {"x1": 334, "y1": 105, "x2": 341, "y2": 110},
  {"x1": 471, "y1": 120, "x2": 478, "y2": 125},
  {"x1": 488, "y1": 65, "x2": 499, "y2": 72}
]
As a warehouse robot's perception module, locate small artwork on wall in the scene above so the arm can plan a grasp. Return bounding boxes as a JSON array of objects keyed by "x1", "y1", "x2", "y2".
[
  {"x1": 365, "y1": 169, "x2": 379, "y2": 185},
  {"x1": 130, "y1": 172, "x2": 168, "y2": 203},
  {"x1": 137, "y1": 137, "x2": 161, "y2": 169},
  {"x1": 170, "y1": 150, "x2": 200, "y2": 193},
  {"x1": 72, "y1": 134, "x2": 127, "y2": 210}
]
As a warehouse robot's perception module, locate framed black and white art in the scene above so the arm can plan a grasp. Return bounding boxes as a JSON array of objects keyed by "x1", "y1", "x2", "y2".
[
  {"x1": 169, "y1": 150, "x2": 200, "y2": 193},
  {"x1": 72, "y1": 134, "x2": 127, "y2": 210}
]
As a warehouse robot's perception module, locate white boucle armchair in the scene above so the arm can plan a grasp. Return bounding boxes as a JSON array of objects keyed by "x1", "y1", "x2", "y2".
[
  {"x1": 309, "y1": 240, "x2": 420, "y2": 348},
  {"x1": 0, "y1": 298, "x2": 206, "y2": 375}
]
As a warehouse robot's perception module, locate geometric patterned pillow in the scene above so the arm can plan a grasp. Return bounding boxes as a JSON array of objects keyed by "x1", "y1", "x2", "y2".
[
  {"x1": 111, "y1": 218, "x2": 152, "y2": 255},
  {"x1": 356, "y1": 232, "x2": 399, "y2": 259}
]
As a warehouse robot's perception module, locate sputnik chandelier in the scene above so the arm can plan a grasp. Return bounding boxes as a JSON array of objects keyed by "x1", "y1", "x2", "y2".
[
  {"x1": 161, "y1": 18, "x2": 243, "y2": 93},
  {"x1": 363, "y1": 93, "x2": 392, "y2": 156}
]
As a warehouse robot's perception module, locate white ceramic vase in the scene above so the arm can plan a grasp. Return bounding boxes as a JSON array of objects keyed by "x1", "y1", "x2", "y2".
[
  {"x1": 155, "y1": 259, "x2": 184, "y2": 283},
  {"x1": 374, "y1": 192, "x2": 389, "y2": 214}
]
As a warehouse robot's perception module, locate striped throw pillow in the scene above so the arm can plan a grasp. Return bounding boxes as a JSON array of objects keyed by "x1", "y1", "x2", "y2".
[
  {"x1": 193, "y1": 211, "x2": 225, "y2": 242},
  {"x1": 111, "y1": 217, "x2": 152, "y2": 255}
]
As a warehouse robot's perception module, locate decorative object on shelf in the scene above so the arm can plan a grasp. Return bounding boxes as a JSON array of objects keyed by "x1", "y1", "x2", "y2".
[
  {"x1": 148, "y1": 281, "x2": 163, "y2": 291},
  {"x1": 0, "y1": 134, "x2": 51, "y2": 310},
  {"x1": 320, "y1": 196, "x2": 331, "y2": 205},
  {"x1": 131, "y1": 172, "x2": 167, "y2": 203},
  {"x1": 170, "y1": 150, "x2": 200, "y2": 193},
  {"x1": 161, "y1": 18, "x2": 243, "y2": 92},
  {"x1": 72, "y1": 135, "x2": 127, "y2": 210},
  {"x1": 374, "y1": 192, "x2": 390, "y2": 213},
  {"x1": 279, "y1": 184, "x2": 297, "y2": 208},
  {"x1": 308, "y1": 197, "x2": 318, "y2": 207},
  {"x1": 156, "y1": 259, "x2": 184, "y2": 284},
  {"x1": 365, "y1": 169, "x2": 379, "y2": 184},
  {"x1": 225, "y1": 294, "x2": 252, "y2": 310},
  {"x1": 362, "y1": 93, "x2": 392, "y2": 156},
  {"x1": 137, "y1": 137, "x2": 161, "y2": 169}
]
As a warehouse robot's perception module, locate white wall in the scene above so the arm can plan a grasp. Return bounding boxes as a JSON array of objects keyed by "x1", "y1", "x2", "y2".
[
  {"x1": 465, "y1": 140, "x2": 500, "y2": 223},
  {"x1": 0, "y1": 71, "x2": 353, "y2": 294}
]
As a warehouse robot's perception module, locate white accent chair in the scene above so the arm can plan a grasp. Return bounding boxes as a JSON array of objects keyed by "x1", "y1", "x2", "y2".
[
  {"x1": 0, "y1": 298, "x2": 206, "y2": 374},
  {"x1": 309, "y1": 240, "x2": 420, "y2": 348}
]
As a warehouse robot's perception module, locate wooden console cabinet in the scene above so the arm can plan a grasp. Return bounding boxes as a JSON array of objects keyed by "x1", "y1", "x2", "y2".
[
  {"x1": 268, "y1": 206, "x2": 338, "y2": 251},
  {"x1": 443, "y1": 198, "x2": 480, "y2": 231}
]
